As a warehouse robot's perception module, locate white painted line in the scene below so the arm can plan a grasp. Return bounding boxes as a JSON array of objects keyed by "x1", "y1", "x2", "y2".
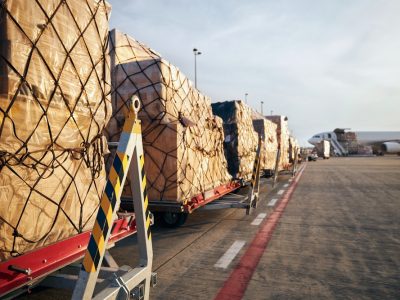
[
  {"x1": 214, "y1": 240, "x2": 246, "y2": 269},
  {"x1": 251, "y1": 213, "x2": 267, "y2": 226},
  {"x1": 283, "y1": 183, "x2": 289, "y2": 188},
  {"x1": 268, "y1": 198, "x2": 279, "y2": 207},
  {"x1": 277, "y1": 189, "x2": 285, "y2": 195}
]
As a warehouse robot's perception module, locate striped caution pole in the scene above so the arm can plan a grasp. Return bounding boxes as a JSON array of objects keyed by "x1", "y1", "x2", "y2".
[
  {"x1": 122, "y1": 123, "x2": 154, "y2": 299},
  {"x1": 72, "y1": 97, "x2": 142, "y2": 300},
  {"x1": 81, "y1": 151, "x2": 129, "y2": 273},
  {"x1": 247, "y1": 136, "x2": 262, "y2": 215},
  {"x1": 139, "y1": 154, "x2": 152, "y2": 241}
]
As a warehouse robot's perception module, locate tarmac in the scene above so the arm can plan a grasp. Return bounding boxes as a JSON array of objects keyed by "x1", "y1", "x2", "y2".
[{"x1": 16, "y1": 156, "x2": 400, "y2": 299}]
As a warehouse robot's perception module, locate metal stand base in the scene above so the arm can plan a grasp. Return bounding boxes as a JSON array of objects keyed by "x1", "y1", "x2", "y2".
[{"x1": 39, "y1": 251, "x2": 157, "y2": 300}]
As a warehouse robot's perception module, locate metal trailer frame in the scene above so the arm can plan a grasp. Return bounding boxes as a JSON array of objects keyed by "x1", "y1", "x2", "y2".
[
  {"x1": 245, "y1": 136, "x2": 262, "y2": 214},
  {"x1": 147, "y1": 181, "x2": 242, "y2": 214},
  {"x1": 0, "y1": 214, "x2": 137, "y2": 299},
  {"x1": 194, "y1": 136, "x2": 263, "y2": 215},
  {"x1": 144, "y1": 181, "x2": 242, "y2": 227}
]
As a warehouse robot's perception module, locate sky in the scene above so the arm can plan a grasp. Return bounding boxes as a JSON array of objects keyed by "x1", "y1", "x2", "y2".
[{"x1": 108, "y1": 0, "x2": 400, "y2": 146}]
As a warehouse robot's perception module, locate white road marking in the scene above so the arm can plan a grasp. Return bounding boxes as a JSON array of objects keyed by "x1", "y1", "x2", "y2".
[
  {"x1": 251, "y1": 213, "x2": 267, "y2": 226},
  {"x1": 215, "y1": 240, "x2": 246, "y2": 269},
  {"x1": 283, "y1": 183, "x2": 289, "y2": 188},
  {"x1": 268, "y1": 198, "x2": 279, "y2": 207},
  {"x1": 277, "y1": 189, "x2": 285, "y2": 195}
]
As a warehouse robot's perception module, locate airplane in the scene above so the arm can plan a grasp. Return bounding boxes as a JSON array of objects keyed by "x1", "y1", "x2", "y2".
[{"x1": 308, "y1": 128, "x2": 400, "y2": 155}]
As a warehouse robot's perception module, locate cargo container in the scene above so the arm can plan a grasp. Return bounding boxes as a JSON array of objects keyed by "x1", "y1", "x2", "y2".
[
  {"x1": 106, "y1": 30, "x2": 241, "y2": 226},
  {"x1": 265, "y1": 115, "x2": 291, "y2": 170},
  {"x1": 252, "y1": 118, "x2": 278, "y2": 174},
  {"x1": 322, "y1": 140, "x2": 331, "y2": 159},
  {"x1": 0, "y1": 0, "x2": 111, "y2": 263},
  {"x1": 315, "y1": 140, "x2": 330, "y2": 159}
]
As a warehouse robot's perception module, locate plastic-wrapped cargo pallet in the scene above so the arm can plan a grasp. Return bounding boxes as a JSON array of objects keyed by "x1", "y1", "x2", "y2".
[
  {"x1": 251, "y1": 110, "x2": 278, "y2": 171},
  {"x1": 265, "y1": 116, "x2": 290, "y2": 170},
  {"x1": 289, "y1": 136, "x2": 299, "y2": 163},
  {"x1": 289, "y1": 136, "x2": 294, "y2": 163},
  {"x1": 105, "y1": 29, "x2": 231, "y2": 203},
  {"x1": 252, "y1": 118, "x2": 278, "y2": 171},
  {"x1": 0, "y1": 0, "x2": 111, "y2": 261},
  {"x1": 211, "y1": 100, "x2": 258, "y2": 181}
]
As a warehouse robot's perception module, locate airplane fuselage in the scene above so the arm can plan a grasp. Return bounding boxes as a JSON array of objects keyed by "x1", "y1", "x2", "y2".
[{"x1": 308, "y1": 131, "x2": 400, "y2": 154}]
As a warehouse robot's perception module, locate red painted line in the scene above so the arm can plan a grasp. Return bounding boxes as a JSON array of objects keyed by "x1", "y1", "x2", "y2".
[{"x1": 214, "y1": 165, "x2": 307, "y2": 300}]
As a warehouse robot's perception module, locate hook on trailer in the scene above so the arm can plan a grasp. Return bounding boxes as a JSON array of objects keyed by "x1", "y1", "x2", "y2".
[
  {"x1": 131, "y1": 95, "x2": 141, "y2": 114},
  {"x1": 8, "y1": 265, "x2": 31, "y2": 276}
]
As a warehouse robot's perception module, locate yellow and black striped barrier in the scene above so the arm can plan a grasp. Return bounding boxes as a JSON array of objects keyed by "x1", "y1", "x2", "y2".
[
  {"x1": 82, "y1": 150, "x2": 129, "y2": 272},
  {"x1": 72, "y1": 96, "x2": 154, "y2": 300},
  {"x1": 140, "y1": 154, "x2": 152, "y2": 240}
]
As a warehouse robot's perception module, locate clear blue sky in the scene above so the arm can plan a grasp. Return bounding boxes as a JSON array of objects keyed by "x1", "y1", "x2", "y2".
[{"x1": 108, "y1": 0, "x2": 400, "y2": 146}]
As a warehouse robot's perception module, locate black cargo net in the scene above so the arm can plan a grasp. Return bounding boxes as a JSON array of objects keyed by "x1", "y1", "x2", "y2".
[
  {"x1": 0, "y1": 0, "x2": 111, "y2": 260},
  {"x1": 104, "y1": 31, "x2": 231, "y2": 203}
]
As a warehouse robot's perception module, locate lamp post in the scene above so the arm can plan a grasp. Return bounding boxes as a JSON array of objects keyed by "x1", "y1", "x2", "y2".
[
  {"x1": 245, "y1": 93, "x2": 248, "y2": 104},
  {"x1": 261, "y1": 101, "x2": 264, "y2": 115},
  {"x1": 193, "y1": 48, "x2": 202, "y2": 89}
]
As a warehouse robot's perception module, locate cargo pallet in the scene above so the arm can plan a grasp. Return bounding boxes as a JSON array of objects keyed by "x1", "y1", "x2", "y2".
[
  {"x1": 0, "y1": 97, "x2": 155, "y2": 300},
  {"x1": 138, "y1": 136, "x2": 264, "y2": 227}
]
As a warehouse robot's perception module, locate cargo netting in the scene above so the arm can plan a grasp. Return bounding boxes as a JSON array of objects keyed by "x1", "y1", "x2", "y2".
[
  {"x1": 105, "y1": 29, "x2": 231, "y2": 203},
  {"x1": 0, "y1": 0, "x2": 111, "y2": 261}
]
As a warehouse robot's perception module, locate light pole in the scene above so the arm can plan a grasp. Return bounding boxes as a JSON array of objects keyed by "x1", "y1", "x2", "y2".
[
  {"x1": 193, "y1": 48, "x2": 201, "y2": 89},
  {"x1": 245, "y1": 93, "x2": 248, "y2": 104},
  {"x1": 261, "y1": 101, "x2": 264, "y2": 115}
]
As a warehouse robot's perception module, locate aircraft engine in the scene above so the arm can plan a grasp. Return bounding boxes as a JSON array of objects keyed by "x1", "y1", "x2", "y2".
[{"x1": 381, "y1": 142, "x2": 400, "y2": 154}]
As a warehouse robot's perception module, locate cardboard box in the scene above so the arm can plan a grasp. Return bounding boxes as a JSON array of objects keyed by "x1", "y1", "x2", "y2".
[
  {"x1": 0, "y1": 0, "x2": 111, "y2": 261},
  {"x1": 105, "y1": 30, "x2": 231, "y2": 203}
]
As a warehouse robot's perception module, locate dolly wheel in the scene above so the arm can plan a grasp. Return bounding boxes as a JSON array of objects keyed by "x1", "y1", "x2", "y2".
[{"x1": 161, "y1": 212, "x2": 188, "y2": 227}]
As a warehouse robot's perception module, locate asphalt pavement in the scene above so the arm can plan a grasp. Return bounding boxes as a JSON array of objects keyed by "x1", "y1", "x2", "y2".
[{"x1": 16, "y1": 156, "x2": 400, "y2": 299}]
